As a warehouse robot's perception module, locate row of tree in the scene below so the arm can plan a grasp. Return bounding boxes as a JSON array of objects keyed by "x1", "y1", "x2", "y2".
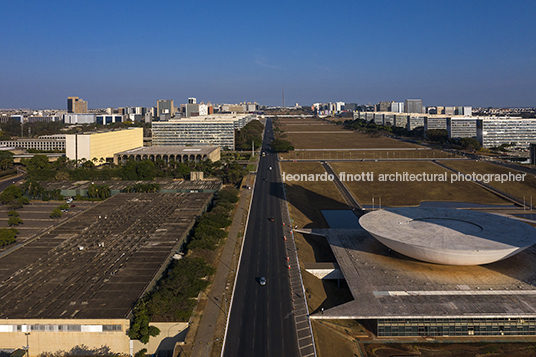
[
  {"x1": 128, "y1": 187, "x2": 239, "y2": 343},
  {"x1": 21, "y1": 154, "x2": 249, "y2": 187},
  {"x1": 235, "y1": 120, "x2": 264, "y2": 151}
]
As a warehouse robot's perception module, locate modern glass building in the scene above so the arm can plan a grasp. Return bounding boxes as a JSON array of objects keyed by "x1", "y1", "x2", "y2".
[{"x1": 378, "y1": 317, "x2": 536, "y2": 337}]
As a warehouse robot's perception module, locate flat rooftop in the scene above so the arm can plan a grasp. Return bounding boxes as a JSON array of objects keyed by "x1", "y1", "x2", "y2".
[
  {"x1": 0, "y1": 192, "x2": 212, "y2": 319},
  {"x1": 305, "y1": 226, "x2": 536, "y2": 320},
  {"x1": 41, "y1": 180, "x2": 222, "y2": 193},
  {"x1": 115, "y1": 145, "x2": 219, "y2": 156}
]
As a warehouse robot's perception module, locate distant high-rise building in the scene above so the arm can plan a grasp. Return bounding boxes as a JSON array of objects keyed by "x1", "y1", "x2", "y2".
[
  {"x1": 67, "y1": 96, "x2": 88, "y2": 113},
  {"x1": 157, "y1": 99, "x2": 174, "y2": 117},
  {"x1": 444, "y1": 106, "x2": 456, "y2": 115},
  {"x1": 345, "y1": 103, "x2": 359, "y2": 111},
  {"x1": 188, "y1": 97, "x2": 197, "y2": 104},
  {"x1": 377, "y1": 101, "x2": 391, "y2": 112},
  {"x1": 462, "y1": 106, "x2": 472, "y2": 116},
  {"x1": 390, "y1": 102, "x2": 404, "y2": 113},
  {"x1": 405, "y1": 99, "x2": 423, "y2": 114}
]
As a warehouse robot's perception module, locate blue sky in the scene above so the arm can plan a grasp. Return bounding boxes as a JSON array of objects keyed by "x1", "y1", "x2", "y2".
[{"x1": 1, "y1": 0, "x2": 535, "y2": 109}]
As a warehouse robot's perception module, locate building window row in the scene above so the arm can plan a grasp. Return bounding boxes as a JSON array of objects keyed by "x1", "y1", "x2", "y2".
[{"x1": 0, "y1": 324, "x2": 122, "y2": 333}]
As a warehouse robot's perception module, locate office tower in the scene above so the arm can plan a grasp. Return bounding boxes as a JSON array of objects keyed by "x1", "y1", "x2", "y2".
[
  {"x1": 405, "y1": 99, "x2": 423, "y2": 114},
  {"x1": 157, "y1": 99, "x2": 174, "y2": 117},
  {"x1": 448, "y1": 118, "x2": 478, "y2": 139},
  {"x1": 477, "y1": 118, "x2": 536, "y2": 148},
  {"x1": 67, "y1": 96, "x2": 88, "y2": 113},
  {"x1": 377, "y1": 101, "x2": 391, "y2": 112},
  {"x1": 188, "y1": 97, "x2": 197, "y2": 104},
  {"x1": 390, "y1": 102, "x2": 404, "y2": 113}
]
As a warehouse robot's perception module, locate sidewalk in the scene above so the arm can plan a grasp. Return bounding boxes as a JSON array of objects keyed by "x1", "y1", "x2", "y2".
[{"x1": 189, "y1": 174, "x2": 255, "y2": 357}]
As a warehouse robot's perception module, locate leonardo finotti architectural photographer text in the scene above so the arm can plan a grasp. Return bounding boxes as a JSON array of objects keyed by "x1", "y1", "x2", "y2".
[{"x1": 281, "y1": 171, "x2": 527, "y2": 184}]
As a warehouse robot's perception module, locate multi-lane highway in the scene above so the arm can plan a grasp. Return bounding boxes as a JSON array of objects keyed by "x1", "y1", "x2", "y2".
[{"x1": 223, "y1": 119, "x2": 299, "y2": 356}]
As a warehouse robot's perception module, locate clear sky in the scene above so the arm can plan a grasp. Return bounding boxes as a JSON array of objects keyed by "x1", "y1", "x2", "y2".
[{"x1": 1, "y1": 0, "x2": 535, "y2": 109}]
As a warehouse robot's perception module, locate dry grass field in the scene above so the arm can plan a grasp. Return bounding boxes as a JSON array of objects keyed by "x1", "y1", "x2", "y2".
[
  {"x1": 445, "y1": 160, "x2": 536, "y2": 203},
  {"x1": 280, "y1": 124, "x2": 346, "y2": 132},
  {"x1": 312, "y1": 319, "x2": 366, "y2": 357},
  {"x1": 279, "y1": 149, "x2": 452, "y2": 160},
  {"x1": 284, "y1": 131, "x2": 420, "y2": 150},
  {"x1": 280, "y1": 162, "x2": 348, "y2": 229},
  {"x1": 274, "y1": 117, "x2": 421, "y2": 150},
  {"x1": 330, "y1": 161, "x2": 512, "y2": 207}
]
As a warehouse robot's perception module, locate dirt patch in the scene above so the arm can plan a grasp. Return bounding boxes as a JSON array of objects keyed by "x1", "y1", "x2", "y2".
[
  {"x1": 311, "y1": 320, "x2": 361, "y2": 357},
  {"x1": 330, "y1": 161, "x2": 512, "y2": 207},
  {"x1": 285, "y1": 132, "x2": 420, "y2": 150},
  {"x1": 280, "y1": 124, "x2": 346, "y2": 132},
  {"x1": 363, "y1": 342, "x2": 536, "y2": 357},
  {"x1": 279, "y1": 149, "x2": 452, "y2": 161},
  {"x1": 280, "y1": 162, "x2": 348, "y2": 228},
  {"x1": 445, "y1": 160, "x2": 536, "y2": 203}
]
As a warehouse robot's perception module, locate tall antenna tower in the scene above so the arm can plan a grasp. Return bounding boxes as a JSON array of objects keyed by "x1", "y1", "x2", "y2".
[{"x1": 282, "y1": 84, "x2": 285, "y2": 108}]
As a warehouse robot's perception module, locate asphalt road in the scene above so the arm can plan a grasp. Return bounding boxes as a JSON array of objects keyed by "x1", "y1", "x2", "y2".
[
  {"x1": 0, "y1": 174, "x2": 23, "y2": 193},
  {"x1": 223, "y1": 119, "x2": 299, "y2": 357}
]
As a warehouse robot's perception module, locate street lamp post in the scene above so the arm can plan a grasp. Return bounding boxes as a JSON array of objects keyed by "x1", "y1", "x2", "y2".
[
  {"x1": 25, "y1": 332, "x2": 30, "y2": 357},
  {"x1": 205, "y1": 338, "x2": 221, "y2": 357}
]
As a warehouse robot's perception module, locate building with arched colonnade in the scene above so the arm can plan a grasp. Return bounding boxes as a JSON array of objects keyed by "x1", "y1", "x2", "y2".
[{"x1": 113, "y1": 145, "x2": 220, "y2": 165}]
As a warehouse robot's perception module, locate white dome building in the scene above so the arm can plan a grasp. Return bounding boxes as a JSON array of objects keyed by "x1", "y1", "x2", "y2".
[{"x1": 359, "y1": 207, "x2": 536, "y2": 266}]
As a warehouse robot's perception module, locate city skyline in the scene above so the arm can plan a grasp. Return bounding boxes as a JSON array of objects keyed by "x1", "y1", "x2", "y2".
[{"x1": 1, "y1": 0, "x2": 535, "y2": 109}]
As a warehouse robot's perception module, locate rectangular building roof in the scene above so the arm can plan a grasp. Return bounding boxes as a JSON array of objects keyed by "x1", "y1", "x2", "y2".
[
  {"x1": 305, "y1": 227, "x2": 536, "y2": 320},
  {"x1": 0, "y1": 192, "x2": 212, "y2": 319}
]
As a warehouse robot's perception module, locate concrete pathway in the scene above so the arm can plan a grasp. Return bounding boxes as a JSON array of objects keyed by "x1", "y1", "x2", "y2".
[
  {"x1": 190, "y1": 175, "x2": 255, "y2": 357},
  {"x1": 279, "y1": 162, "x2": 317, "y2": 357}
]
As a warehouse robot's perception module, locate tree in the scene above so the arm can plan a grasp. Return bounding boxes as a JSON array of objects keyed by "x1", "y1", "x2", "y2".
[
  {"x1": 50, "y1": 208, "x2": 62, "y2": 218},
  {"x1": 136, "y1": 160, "x2": 156, "y2": 180},
  {"x1": 128, "y1": 300, "x2": 160, "y2": 344},
  {"x1": 0, "y1": 228, "x2": 18, "y2": 247},
  {"x1": 459, "y1": 138, "x2": 481, "y2": 151},
  {"x1": 21, "y1": 179, "x2": 45, "y2": 199},
  {"x1": 235, "y1": 120, "x2": 264, "y2": 151},
  {"x1": 121, "y1": 160, "x2": 138, "y2": 180},
  {"x1": 0, "y1": 151, "x2": 14, "y2": 170},
  {"x1": 425, "y1": 129, "x2": 448, "y2": 144},
  {"x1": 23, "y1": 154, "x2": 50, "y2": 171},
  {"x1": 270, "y1": 139, "x2": 295, "y2": 152},
  {"x1": 8, "y1": 216, "x2": 22, "y2": 226}
]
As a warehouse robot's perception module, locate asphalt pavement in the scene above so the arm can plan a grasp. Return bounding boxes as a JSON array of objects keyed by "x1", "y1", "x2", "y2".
[{"x1": 223, "y1": 119, "x2": 299, "y2": 357}]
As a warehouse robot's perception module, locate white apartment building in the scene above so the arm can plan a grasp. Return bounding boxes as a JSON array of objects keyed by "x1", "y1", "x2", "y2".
[
  {"x1": 477, "y1": 118, "x2": 536, "y2": 148},
  {"x1": 448, "y1": 117, "x2": 478, "y2": 138},
  {"x1": 64, "y1": 113, "x2": 96, "y2": 124},
  {"x1": 152, "y1": 115, "x2": 256, "y2": 150},
  {"x1": 424, "y1": 117, "x2": 448, "y2": 131}
]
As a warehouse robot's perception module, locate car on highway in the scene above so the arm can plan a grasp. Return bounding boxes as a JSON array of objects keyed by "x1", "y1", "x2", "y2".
[
  {"x1": 268, "y1": 217, "x2": 275, "y2": 222},
  {"x1": 259, "y1": 277, "x2": 266, "y2": 286},
  {"x1": 263, "y1": 177, "x2": 267, "y2": 181}
]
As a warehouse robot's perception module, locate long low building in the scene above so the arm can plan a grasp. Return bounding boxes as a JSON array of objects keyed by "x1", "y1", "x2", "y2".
[
  {"x1": 0, "y1": 192, "x2": 213, "y2": 355},
  {"x1": 306, "y1": 225, "x2": 536, "y2": 337},
  {"x1": 477, "y1": 117, "x2": 536, "y2": 148},
  {"x1": 114, "y1": 145, "x2": 220, "y2": 165},
  {"x1": 0, "y1": 137, "x2": 65, "y2": 151}
]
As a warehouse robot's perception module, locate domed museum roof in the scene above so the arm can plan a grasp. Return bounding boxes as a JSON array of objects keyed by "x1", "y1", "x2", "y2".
[{"x1": 359, "y1": 207, "x2": 536, "y2": 265}]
